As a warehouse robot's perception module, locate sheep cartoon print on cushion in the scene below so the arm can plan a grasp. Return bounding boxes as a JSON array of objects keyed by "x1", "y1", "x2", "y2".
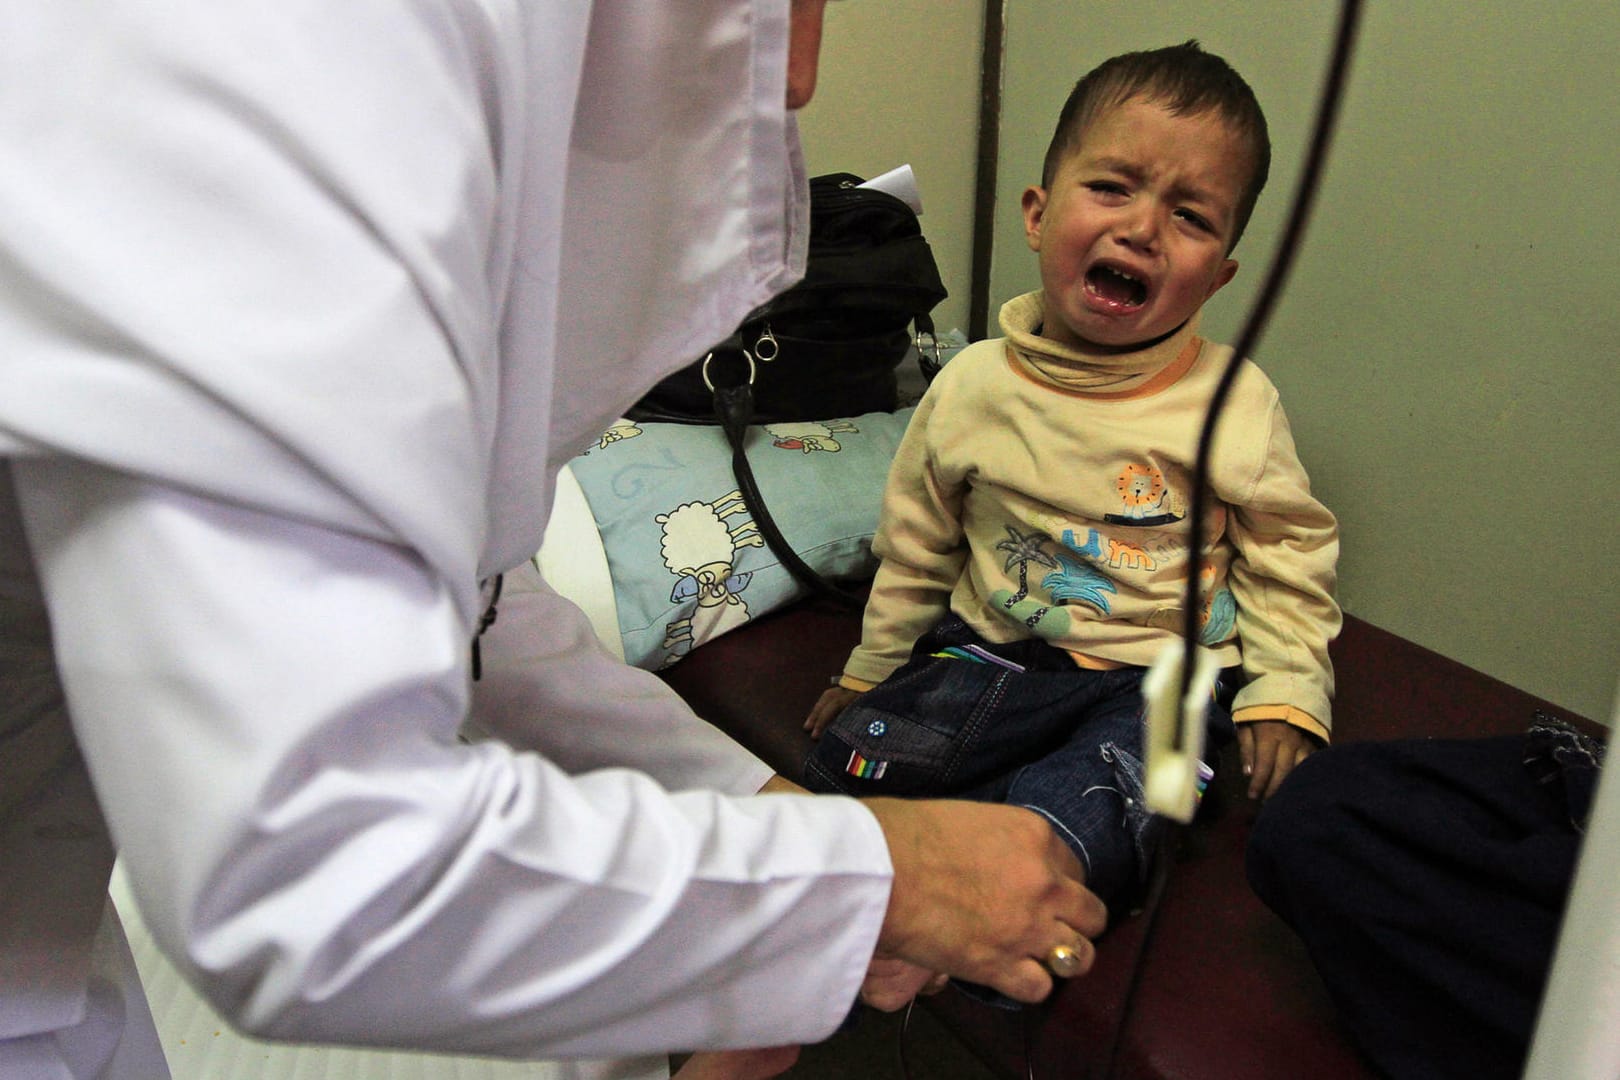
[
  {"x1": 765, "y1": 418, "x2": 858, "y2": 453},
  {"x1": 657, "y1": 490, "x2": 764, "y2": 664},
  {"x1": 561, "y1": 410, "x2": 912, "y2": 669},
  {"x1": 595, "y1": 420, "x2": 644, "y2": 450}
]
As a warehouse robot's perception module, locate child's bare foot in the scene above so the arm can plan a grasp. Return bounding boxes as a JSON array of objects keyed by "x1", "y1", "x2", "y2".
[{"x1": 672, "y1": 1046, "x2": 800, "y2": 1080}]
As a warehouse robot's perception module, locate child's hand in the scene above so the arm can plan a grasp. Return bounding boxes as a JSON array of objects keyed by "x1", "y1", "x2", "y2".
[
  {"x1": 1236, "y1": 720, "x2": 1318, "y2": 801},
  {"x1": 804, "y1": 684, "x2": 863, "y2": 739}
]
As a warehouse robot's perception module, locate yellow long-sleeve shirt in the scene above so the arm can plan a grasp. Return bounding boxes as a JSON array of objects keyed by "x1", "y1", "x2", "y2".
[{"x1": 843, "y1": 293, "x2": 1342, "y2": 739}]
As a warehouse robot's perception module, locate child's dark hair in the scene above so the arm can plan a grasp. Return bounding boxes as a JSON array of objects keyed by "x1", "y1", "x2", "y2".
[{"x1": 1041, "y1": 40, "x2": 1271, "y2": 251}]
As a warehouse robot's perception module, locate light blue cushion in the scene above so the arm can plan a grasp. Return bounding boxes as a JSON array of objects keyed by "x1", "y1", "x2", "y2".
[{"x1": 568, "y1": 409, "x2": 912, "y2": 669}]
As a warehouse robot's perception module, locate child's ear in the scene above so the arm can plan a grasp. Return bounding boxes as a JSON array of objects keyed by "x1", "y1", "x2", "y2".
[
  {"x1": 1021, "y1": 186, "x2": 1048, "y2": 251},
  {"x1": 1206, "y1": 258, "x2": 1239, "y2": 299}
]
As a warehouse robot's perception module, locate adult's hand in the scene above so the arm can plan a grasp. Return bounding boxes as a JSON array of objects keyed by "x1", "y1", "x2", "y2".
[
  {"x1": 865, "y1": 798, "x2": 1105, "y2": 1003},
  {"x1": 859, "y1": 954, "x2": 949, "y2": 1011}
]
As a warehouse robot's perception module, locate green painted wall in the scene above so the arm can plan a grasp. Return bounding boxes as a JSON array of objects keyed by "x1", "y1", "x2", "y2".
[
  {"x1": 796, "y1": 1, "x2": 983, "y2": 338},
  {"x1": 986, "y1": 2, "x2": 1619, "y2": 723}
]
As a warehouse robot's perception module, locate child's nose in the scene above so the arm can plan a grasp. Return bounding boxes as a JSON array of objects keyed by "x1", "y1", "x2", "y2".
[{"x1": 1116, "y1": 207, "x2": 1161, "y2": 252}]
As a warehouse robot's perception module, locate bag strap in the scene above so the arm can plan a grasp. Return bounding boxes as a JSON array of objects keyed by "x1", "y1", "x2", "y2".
[{"x1": 712, "y1": 381, "x2": 867, "y2": 611}]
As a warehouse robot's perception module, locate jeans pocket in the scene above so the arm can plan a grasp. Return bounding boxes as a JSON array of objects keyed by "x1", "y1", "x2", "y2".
[{"x1": 805, "y1": 659, "x2": 1013, "y2": 796}]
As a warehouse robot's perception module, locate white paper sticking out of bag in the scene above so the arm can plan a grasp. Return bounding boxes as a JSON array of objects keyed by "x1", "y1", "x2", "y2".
[{"x1": 858, "y1": 164, "x2": 923, "y2": 215}]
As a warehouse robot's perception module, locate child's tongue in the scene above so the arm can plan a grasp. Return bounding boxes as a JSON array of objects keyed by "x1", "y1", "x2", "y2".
[{"x1": 1086, "y1": 265, "x2": 1145, "y2": 308}]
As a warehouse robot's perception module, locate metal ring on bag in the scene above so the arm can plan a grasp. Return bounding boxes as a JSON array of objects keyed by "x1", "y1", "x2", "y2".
[
  {"x1": 752, "y1": 325, "x2": 780, "y2": 363},
  {"x1": 700, "y1": 349, "x2": 756, "y2": 393},
  {"x1": 916, "y1": 328, "x2": 942, "y2": 371}
]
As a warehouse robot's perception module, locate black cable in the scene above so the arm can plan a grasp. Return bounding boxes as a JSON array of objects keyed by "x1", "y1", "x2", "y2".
[
  {"x1": 1099, "y1": 827, "x2": 1179, "y2": 1078},
  {"x1": 1022, "y1": 1008, "x2": 1035, "y2": 1080},
  {"x1": 898, "y1": 998, "x2": 915, "y2": 1080},
  {"x1": 1177, "y1": 0, "x2": 1365, "y2": 730},
  {"x1": 1087, "y1": 8, "x2": 1365, "y2": 1066},
  {"x1": 1114, "y1": 2, "x2": 1365, "y2": 1074},
  {"x1": 897, "y1": 993, "x2": 1034, "y2": 1080}
]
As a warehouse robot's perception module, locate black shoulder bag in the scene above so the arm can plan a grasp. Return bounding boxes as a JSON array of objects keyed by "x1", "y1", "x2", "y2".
[{"x1": 628, "y1": 172, "x2": 948, "y2": 607}]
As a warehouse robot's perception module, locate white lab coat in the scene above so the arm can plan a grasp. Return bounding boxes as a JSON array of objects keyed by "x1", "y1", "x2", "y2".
[{"x1": 0, "y1": 2, "x2": 892, "y2": 1076}]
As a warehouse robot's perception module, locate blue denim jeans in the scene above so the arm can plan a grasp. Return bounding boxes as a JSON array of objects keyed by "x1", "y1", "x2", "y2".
[{"x1": 805, "y1": 615, "x2": 1233, "y2": 907}]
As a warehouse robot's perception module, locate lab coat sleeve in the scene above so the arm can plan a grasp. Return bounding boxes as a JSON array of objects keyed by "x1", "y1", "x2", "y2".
[
  {"x1": 12, "y1": 459, "x2": 892, "y2": 1059},
  {"x1": 468, "y1": 560, "x2": 776, "y2": 796}
]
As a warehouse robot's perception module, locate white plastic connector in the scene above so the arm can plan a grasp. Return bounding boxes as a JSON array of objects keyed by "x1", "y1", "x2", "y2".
[{"x1": 1141, "y1": 640, "x2": 1219, "y2": 823}]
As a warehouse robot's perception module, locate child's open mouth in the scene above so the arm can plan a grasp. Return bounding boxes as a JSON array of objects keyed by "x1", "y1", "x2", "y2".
[{"x1": 1084, "y1": 264, "x2": 1148, "y2": 311}]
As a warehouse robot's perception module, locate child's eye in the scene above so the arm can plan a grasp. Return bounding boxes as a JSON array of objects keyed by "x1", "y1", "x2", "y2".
[
  {"x1": 1175, "y1": 208, "x2": 1214, "y2": 233},
  {"x1": 1086, "y1": 181, "x2": 1128, "y2": 197}
]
